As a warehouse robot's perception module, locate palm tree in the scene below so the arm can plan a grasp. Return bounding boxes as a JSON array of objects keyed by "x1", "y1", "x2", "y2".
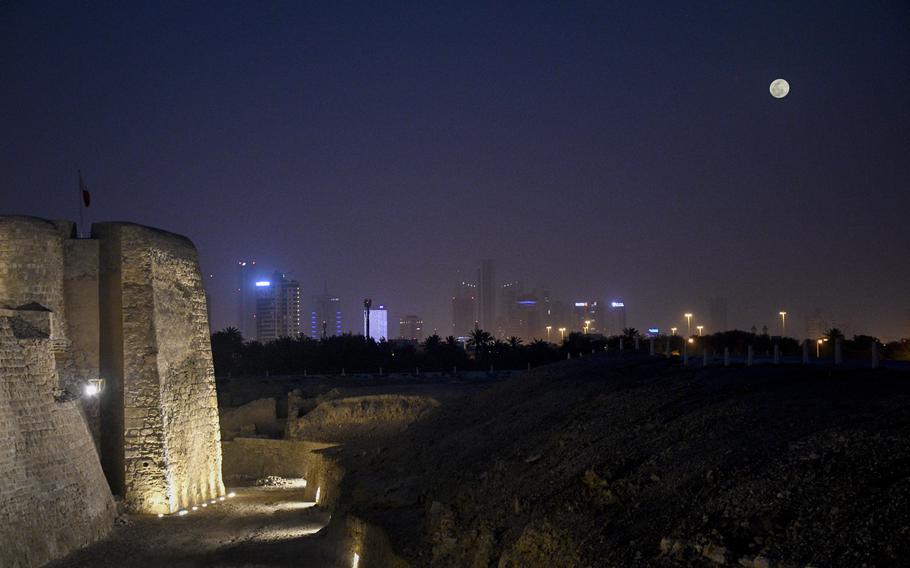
[
  {"x1": 622, "y1": 327, "x2": 640, "y2": 339},
  {"x1": 423, "y1": 333, "x2": 442, "y2": 350},
  {"x1": 507, "y1": 336, "x2": 523, "y2": 349},
  {"x1": 467, "y1": 328, "x2": 493, "y2": 356}
]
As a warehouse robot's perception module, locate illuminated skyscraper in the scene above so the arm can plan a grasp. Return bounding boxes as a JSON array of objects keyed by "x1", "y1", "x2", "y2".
[
  {"x1": 255, "y1": 271, "x2": 301, "y2": 342},
  {"x1": 398, "y1": 315, "x2": 424, "y2": 341},
  {"x1": 235, "y1": 259, "x2": 260, "y2": 339},
  {"x1": 607, "y1": 300, "x2": 627, "y2": 336},
  {"x1": 452, "y1": 281, "x2": 477, "y2": 338},
  {"x1": 364, "y1": 303, "x2": 388, "y2": 341},
  {"x1": 310, "y1": 288, "x2": 342, "y2": 339}
]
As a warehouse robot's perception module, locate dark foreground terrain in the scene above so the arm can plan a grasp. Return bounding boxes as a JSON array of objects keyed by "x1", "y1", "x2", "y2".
[{"x1": 340, "y1": 354, "x2": 910, "y2": 567}]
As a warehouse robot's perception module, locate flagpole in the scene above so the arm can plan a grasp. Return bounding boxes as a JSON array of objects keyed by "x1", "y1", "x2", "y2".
[{"x1": 78, "y1": 170, "x2": 84, "y2": 238}]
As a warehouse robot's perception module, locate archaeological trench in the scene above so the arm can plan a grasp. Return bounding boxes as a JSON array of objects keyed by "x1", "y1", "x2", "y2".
[{"x1": 3, "y1": 215, "x2": 909, "y2": 568}]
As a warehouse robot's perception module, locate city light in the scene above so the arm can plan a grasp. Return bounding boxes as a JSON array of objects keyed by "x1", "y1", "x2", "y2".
[
  {"x1": 255, "y1": 281, "x2": 271, "y2": 287},
  {"x1": 610, "y1": 301, "x2": 624, "y2": 308}
]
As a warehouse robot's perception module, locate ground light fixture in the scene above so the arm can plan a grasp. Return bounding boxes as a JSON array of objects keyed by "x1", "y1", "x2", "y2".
[{"x1": 83, "y1": 378, "x2": 104, "y2": 397}]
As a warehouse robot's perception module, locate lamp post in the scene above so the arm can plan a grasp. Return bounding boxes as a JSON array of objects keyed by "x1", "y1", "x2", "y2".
[
  {"x1": 684, "y1": 313, "x2": 693, "y2": 337},
  {"x1": 558, "y1": 327, "x2": 566, "y2": 341},
  {"x1": 584, "y1": 320, "x2": 591, "y2": 335},
  {"x1": 670, "y1": 327, "x2": 677, "y2": 336},
  {"x1": 779, "y1": 311, "x2": 787, "y2": 337},
  {"x1": 546, "y1": 325, "x2": 552, "y2": 341},
  {"x1": 816, "y1": 337, "x2": 828, "y2": 358},
  {"x1": 696, "y1": 325, "x2": 703, "y2": 337}
]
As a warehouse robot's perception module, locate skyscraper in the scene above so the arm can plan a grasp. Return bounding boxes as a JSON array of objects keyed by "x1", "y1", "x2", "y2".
[
  {"x1": 364, "y1": 303, "x2": 389, "y2": 341},
  {"x1": 310, "y1": 288, "x2": 342, "y2": 339},
  {"x1": 477, "y1": 259, "x2": 496, "y2": 332},
  {"x1": 235, "y1": 260, "x2": 259, "y2": 339},
  {"x1": 452, "y1": 281, "x2": 477, "y2": 339},
  {"x1": 399, "y1": 315, "x2": 424, "y2": 341},
  {"x1": 254, "y1": 271, "x2": 301, "y2": 342},
  {"x1": 607, "y1": 300, "x2": 627, "y2": 336}
]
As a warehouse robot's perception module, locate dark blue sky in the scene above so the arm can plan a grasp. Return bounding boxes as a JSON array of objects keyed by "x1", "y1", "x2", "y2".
[{"x1": 3, "y1": 1, "x2": 909, "y2": 338}]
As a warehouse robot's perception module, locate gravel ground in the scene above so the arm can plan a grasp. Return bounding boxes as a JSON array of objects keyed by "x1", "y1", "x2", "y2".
[{"x1": 48, "y1": 486, "x2": 333, "y2": 567}]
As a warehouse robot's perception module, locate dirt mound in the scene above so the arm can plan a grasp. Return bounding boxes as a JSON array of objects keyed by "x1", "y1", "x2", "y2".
[
  {"x1": 288, "y1": 394, "x2": 440, "y2": 443},
  {"x1": 339, "y1": 354, "x2": 910, "y2": 567}
]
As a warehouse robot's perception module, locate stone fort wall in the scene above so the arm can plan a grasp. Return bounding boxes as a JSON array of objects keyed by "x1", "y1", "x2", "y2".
[
  {"x1": 95, "y1": 222, "x2": 224, "y2": 513},
  {"x1": 0, "y1": 310, "x2": 116, "y2": 568},
  {"x1": 0, "y1": 215, "x2": 224, "y2": 564}
]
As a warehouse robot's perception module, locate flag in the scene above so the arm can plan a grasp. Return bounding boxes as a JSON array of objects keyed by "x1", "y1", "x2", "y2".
[{"x1": 79, "y1": 172, "x2": 91, "y2": 207}]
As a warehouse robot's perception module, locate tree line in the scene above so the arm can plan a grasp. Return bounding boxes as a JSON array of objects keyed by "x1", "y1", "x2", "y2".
[{"x1": 210, "y1": 326, "x2": 910, "y2": 377}]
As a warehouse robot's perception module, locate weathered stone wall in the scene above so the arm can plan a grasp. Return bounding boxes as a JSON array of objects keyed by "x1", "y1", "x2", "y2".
[
  {"x1": 221, "y1": 438, "x2": 340, "y2": 506},
  {"x1": 219, "y1": 397, "x2": 281, "y2": 440},
  {"x1": 95, "y1": 222, "x2": 224, "y2": 514},
  {"x1": 0, "y1": 216, "x2": 71, "y2": 348},
  {"x1": 0, "y1": 312, "x2": 116, "y2": 568}
]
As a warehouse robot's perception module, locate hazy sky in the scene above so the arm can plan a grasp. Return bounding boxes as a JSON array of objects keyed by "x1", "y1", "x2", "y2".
[{"x1": 2, "y1": 1, "x2": 909, "y2": 339}]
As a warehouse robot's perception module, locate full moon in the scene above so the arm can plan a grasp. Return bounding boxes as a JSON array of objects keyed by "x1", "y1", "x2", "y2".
[{"x1": 770, "y1": 78, "x2": 790, "y2": 99}]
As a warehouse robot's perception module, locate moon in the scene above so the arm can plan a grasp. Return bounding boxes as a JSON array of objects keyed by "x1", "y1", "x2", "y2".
[{"x1": 770, "y1": 78, "x2": 790, "y2": 99}]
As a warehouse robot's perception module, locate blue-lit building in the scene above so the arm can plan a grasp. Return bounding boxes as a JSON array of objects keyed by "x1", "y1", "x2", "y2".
[
  {"x1": 254, "y1": 271, "x2": 301, "y2": 342},
  {"x1": 310, "y1": 289, "x2": 342, "y2": 339}
]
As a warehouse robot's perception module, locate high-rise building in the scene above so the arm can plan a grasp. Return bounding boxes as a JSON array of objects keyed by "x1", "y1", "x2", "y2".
[
  {"x1": 451, "y1": 281, "x2": 477, "y2": 338},
  {"x1": 709, "y1": 297, "x2": 728, "y2": 333},
  {"x1": 364, "y1": 303, "x2": 388, "y2": 341},
  {"x1": 499, "y1": 281, "x2": 523, "y2": 338},
  {"x1": 235, "y1": 260, "x2": 260, "y2": 339},
  {"x1": 255, "y1": 271, "x2": 301, "y2": 342},
  {"x1": 571, "y1": 300, "x2": 603, "y2": 334},
  {"x1": 606, "y1": 300, "x2": 627, "y2": 336},
  {"x1": 399, "y1": 315, "x2": 424, "y2": 341},
  {"x1": 310, "y1": 288, "x2": 342, "y2": 339},
  {"x1": 477, "y1": 259, "x2": 496, "y2": 332}
]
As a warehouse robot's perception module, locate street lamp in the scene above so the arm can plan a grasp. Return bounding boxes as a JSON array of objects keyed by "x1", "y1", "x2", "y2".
[
  {"x1": 546, "y1": 325, "x2": 552, "y2": 341},
  {"x1": 558, "y1": 327, "x2": 566, "y2": 341},
  {"x1": 670, "y1": 327, "x2": 677, "y2": 336},
  {"x1": 684, "y1": 313, "x2": 693, "y2": 336},
  {"x1": 584, "y1": 320, "x2": 591, "y2": 335},
  {"x1": 779, "y1": 311, "x2": 787, "y2": 337},
  {"x1": 696, "y1": 325, "x2": 703, "y2": 336},
  {"x1": 816, "y1": 337, "x2": 828, "y2": 358}
]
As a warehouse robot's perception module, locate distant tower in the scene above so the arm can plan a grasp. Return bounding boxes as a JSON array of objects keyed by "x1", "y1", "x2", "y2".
[
  {"x1": 477, "y1": 259, "x2": 496, "y2": 332},
  {"x1": 451, "y1": 281, "x2": 477, "y2": 338},
  {"x1": 235, "y1": 260, "x2": 259, "y2": 339},
  {"x1": 310, "y1": 286, "x2": 342, "y2": 339},
  {"x1": 399, "y1": 315, "x2": 424, "y2": 341},
  {"x1": 607, "y1": 300, "x2": 627, "y2": 335},
  {"x1": 255, "y1": 271, "x2": 300, "y2": 342}
]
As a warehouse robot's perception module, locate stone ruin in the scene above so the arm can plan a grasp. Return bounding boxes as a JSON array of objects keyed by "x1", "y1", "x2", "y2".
[{"x1": 0, "y1": 215, "x2": 224, "y2": 566}]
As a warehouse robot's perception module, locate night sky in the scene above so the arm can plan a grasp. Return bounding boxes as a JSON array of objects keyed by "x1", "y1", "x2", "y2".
[{"x1": 2, "y1": 1, "x2": 909, "y2": 339}]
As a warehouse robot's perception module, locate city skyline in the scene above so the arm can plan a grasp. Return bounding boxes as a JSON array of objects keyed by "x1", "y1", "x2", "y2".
[{"x1": 3, "y1": 3, "x2": 909, "y2": 340}]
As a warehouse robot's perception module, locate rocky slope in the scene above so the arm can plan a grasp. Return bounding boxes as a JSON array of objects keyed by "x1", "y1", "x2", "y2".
[{"x1": 339, "y1": 354, "x2": 910, "y2": 567}]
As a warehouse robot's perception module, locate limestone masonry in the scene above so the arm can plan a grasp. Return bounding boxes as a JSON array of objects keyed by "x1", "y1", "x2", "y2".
[{"x1": 0, "y1": 216, "x2": 225, "y2": 566}]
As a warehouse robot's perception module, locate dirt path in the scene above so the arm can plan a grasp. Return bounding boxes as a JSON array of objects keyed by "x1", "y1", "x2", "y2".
[{"x1": 49, "y1": 486, "x2": 333, "y2": 567}]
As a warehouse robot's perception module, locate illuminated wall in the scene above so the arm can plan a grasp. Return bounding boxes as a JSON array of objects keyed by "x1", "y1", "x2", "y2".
[{"x1": 96, "y1": 222, "x2": 225, "y2": 514}]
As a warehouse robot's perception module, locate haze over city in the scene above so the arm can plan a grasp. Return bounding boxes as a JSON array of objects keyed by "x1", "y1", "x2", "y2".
[{"x1": 3, "y1": 1, "x2": 909, "y2": 340}]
